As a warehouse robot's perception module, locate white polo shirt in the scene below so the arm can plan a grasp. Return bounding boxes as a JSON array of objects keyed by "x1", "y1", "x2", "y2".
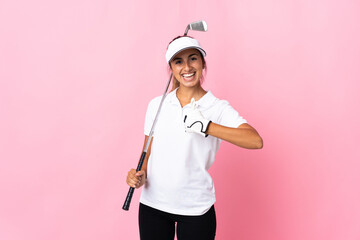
[{"x1": 140, "y1": 88, "x2": 247, "y2": 216}]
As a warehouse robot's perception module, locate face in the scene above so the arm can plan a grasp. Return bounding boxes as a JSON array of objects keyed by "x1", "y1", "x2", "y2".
[{"x1": 169, "y1": 48, "x2": 204, "y2": 88}]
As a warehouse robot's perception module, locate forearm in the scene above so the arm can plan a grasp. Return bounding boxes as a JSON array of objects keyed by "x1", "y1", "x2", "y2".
[
  {"x1": 206, "y1": 123, "x2": 263, "y2": 149},
  {"x1": 140, "y1": 136, "x2": 152, "y2": 178},
  {"x1": 141, "y1": 154, "x2": 149, "y2": 179}
]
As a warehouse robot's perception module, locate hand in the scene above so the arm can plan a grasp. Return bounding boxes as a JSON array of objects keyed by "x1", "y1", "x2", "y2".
[
  {"x1": 126, "y1": 169, "x2": 146, "y2": 189},
  {"x1": 183, "y1": 98, "x2": 211, "y2": 137}
]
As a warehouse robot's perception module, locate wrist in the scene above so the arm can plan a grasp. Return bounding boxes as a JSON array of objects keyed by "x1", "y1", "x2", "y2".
[
  {"x1": 204, "y1": 120, "x2": 212, "y2": 137},
  {"x1": 205, "y1": 121, "x2": 212, "y2": 135},
  {"x1": 141, "y1": 168, "x2": 147, "y2": 179}
]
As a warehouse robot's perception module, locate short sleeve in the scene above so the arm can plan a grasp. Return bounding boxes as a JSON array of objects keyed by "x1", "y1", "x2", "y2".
[
  {"x1": 144, "y1": 97, "x2": 161, "y2": 136},
  {"x1": 217, "y1": 101, "x2": 247, "y2": 128}
]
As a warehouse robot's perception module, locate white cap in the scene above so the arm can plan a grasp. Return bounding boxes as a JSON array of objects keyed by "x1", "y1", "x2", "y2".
[{"x1": 165, "y1": 37, "x2": 206, "y2": 64}]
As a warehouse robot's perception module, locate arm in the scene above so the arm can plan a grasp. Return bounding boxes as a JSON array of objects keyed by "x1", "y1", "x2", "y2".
[
  {"x1": 206, "y1": 123, "x2": 263, "y2": 149},
  {"x1": 184, "y1": 98, "x2": 263, "y2": 149},
  {"x1": 126, "y1": 135, "x2": 153, "y2": 188},
  {"x1": 140, "y1": 135, "x2": 152, "y2": 177}
]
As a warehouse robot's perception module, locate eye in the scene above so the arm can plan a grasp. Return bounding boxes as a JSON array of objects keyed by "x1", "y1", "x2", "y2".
[
  {"x1": 191, "y1": 57, "x2": 198, "y2": 61},
  {"x1": 175, "y1": 60, "x2": 182, "y2": 64}
]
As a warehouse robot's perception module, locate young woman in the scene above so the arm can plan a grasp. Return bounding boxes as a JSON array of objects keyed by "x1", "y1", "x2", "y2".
[{"x1": 126, "y1": 36, "x2": 263, "y2": 240}]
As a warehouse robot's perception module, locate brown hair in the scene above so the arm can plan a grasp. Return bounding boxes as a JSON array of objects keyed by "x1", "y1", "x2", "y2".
[{"x1": 167, "y1": 35, "x2": 207, "y2": 91}]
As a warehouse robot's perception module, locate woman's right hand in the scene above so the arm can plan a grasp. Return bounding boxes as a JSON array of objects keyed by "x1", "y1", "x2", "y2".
[{"x1": 126, "y1": 169, "x2": 146, "y2": 189}]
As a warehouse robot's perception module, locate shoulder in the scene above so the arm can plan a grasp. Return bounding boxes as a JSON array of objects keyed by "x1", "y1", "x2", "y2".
[
  {"x1": 147, "y1": 90, "x2": 177, "y2": 108},
  {"x1": 148, "y1": 95, "x2": 162, "y2": 105},
  {"x1": 204, "y1": 91, "x2": 232, "y2": 110},
  {"x1": 147, "y1": 95, "x2": 162, "y2": 109},
  {"x1": 204, "y1": 92, "x2": 245, "y2": 122}
]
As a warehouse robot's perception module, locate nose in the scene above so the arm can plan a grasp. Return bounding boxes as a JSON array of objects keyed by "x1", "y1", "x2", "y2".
[{"x1": 184, "y1": 60, "x2": 191, "y2": 71}]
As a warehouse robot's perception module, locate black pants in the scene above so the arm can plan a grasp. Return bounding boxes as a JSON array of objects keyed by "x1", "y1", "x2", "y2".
[{"x1": 139, "y1": 203, "x2": 216, "y2": 240}]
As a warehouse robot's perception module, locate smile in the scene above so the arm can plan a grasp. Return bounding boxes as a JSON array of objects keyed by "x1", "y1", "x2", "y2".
[
  {"x1": 181, "y1": 72, "x2": 196, "y2": 81},
  {"x1": 182, "y1": 73, "x2": 195, "y2": 77}
]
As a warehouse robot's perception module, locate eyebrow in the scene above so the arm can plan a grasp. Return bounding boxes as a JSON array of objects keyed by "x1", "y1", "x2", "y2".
[
  {"x1": 172, "y1": 57, "x2": 182, "y2": 62},
  {"x1": 188, "y1": 53, "x2": 198, "y2": 58}
]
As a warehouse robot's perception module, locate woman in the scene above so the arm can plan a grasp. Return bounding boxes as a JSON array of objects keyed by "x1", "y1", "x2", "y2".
[{"x1": 126, "y1": 36, "x2": 263, "y2": 240}]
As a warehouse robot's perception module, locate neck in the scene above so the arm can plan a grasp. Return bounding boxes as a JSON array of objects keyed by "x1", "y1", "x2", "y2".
[{"x1": 176, "y1": 85, "x2": 207, "y2": 107}]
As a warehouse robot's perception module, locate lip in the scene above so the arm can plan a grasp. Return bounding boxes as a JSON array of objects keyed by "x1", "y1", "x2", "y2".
[
  {"x1": 181, "y1": 72, "x2": 195, "y2": 77},
  {"x1": 181, "y1": 72, "x2": 196, "y2": 81}
]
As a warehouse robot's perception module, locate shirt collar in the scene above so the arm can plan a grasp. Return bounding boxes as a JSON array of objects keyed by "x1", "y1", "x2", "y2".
[{"x1": 168, "y1": 88, "x2": 217, "y2": 109}]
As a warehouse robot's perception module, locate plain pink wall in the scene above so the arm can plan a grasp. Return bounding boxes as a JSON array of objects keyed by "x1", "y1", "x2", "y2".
[{"x1": 1, "y1": 0, "x2": 359, "y2": 239}]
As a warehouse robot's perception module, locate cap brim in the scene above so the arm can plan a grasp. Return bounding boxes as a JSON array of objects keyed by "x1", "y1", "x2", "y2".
[{"x1": 168, "y1": 47, "x2": 206, "y2": 63}]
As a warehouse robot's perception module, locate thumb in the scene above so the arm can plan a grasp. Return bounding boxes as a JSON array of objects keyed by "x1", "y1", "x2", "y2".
[
  {"x1": 190, "y1": 98, "x2": 196, "y2": 110},
  {"x1": 136, "y1": 170, "x2": 145, "y2": 177}
]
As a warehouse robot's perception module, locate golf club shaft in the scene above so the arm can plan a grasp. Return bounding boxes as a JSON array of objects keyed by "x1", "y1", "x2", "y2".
[{"x1": 122, "y1": 74, "x2": 173, "y2": 211}]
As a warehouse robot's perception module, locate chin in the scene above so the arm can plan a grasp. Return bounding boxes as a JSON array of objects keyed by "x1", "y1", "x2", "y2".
[
  {"x1": 180, "y1": 78, "x2": 201, "y2": 88},
  {"x1": 181, "y1": 82, "x2": 200, "y2": 88}
]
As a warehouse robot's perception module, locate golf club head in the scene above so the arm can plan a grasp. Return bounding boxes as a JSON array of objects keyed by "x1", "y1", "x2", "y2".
[{"x1": 184, "y1": 20, "x2": 208, "y2": 35}]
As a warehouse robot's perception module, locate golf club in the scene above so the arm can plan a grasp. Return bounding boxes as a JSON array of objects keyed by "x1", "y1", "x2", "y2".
[
  {"x1": 122, "y1": 20, "x2": 208, "y2": 211},
  {"x1": 184, "y1": 20, "x2": 208, "y2": 36}
]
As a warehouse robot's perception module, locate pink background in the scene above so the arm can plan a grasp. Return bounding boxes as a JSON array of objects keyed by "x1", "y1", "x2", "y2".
[{"x1": 1, "y1": 0, "x2": 359, "y2": 239}]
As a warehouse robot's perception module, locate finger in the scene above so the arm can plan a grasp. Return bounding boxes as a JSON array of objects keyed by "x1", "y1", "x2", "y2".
[
  {"x1": 133, "y1": 177, "x2": 143, "y2": 188},
  {"x1": 127, "y1": 177, "x2": 140, "y2": 188},
  {"x1": 135, "y1": 170, "x2": 145, "y2": 177},
  {"x1": 126, "y1": 179, "x2": 136, "y2": 188},
  {"x1": 129, "y1": 174, "x2": 140, "y2": 181},
  {"x1": 128, "y1": 169, "x2": 136, "y2": 177},
  {"x1": 127, "y1": 172, "x2": 141, "y2": 185},
  {"x1": 130, "y1": 173, "x2": 142, "y2": 182},
  {"x1": 127, "y1": 175, "x2": 137, "y2": 185},
  {"x1": 191, "y1": 98, "x2": 196, "y2": 109},
  {"x1": 127, "y1": 169, "x2": 141, "y2": 188}
]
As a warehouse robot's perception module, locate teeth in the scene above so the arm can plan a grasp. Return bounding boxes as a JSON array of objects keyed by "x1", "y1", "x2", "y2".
[{"x1": 182, "y1": 73, "x2": 195, "y2": 77}]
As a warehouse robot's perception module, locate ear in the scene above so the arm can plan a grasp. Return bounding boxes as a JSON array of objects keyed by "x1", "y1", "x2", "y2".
[{"x1": 201, "y1": 59, "x2": 206, "y2": 70}]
